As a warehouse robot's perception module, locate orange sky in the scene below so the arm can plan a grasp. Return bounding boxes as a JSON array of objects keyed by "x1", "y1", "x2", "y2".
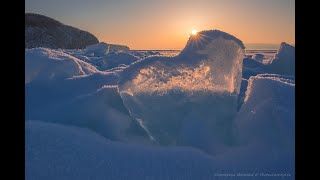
[{"x1": 26, "y1": 0, "x2": 295, "y2": 50}]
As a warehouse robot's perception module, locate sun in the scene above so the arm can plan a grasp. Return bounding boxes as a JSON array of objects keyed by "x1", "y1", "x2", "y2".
[{"x1": 191, "y1": 29, "x2": 198, "y2": 35}]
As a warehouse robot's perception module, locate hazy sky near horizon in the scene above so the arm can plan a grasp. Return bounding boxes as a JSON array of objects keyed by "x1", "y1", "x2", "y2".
[{"x1": 26, "y1": 0, "x2": 295, "y2": 50}]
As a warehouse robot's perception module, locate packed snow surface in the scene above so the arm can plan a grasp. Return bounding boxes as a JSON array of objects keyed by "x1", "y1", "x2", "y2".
[{"x1": 26, "y1": 118, "x2": 294, "y2": 180}]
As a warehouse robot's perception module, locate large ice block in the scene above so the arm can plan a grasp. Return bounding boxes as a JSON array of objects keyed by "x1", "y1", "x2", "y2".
[{"x1": 118, "y1": 30, "x2": 245, "y2": 153}]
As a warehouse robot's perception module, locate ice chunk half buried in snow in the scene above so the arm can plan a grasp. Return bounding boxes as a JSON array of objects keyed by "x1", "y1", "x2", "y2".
[{"x1": 118, "y1": 30, "x2": 245, "y2": 152}]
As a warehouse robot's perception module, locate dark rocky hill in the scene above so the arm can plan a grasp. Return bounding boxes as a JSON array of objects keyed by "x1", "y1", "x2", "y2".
[{"x1": 25, "y1": 13, "x2": 99, "y2": 49}]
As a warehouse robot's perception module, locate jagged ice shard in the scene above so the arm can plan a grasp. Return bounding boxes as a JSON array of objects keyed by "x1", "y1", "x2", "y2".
[{"x1": 118, "y1": 30, "x2": 245, "y2": 153}]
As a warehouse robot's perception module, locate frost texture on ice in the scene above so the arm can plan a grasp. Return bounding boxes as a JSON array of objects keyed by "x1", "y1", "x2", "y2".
[
  {"x1": 25, "y1": 48, "x2": 98, "y2": 83},
  {"x1": 120, "y1": 30, "x2": 244, "y2": 95},
  {"x1": 118, "y1": 30, "x2": 245, "y2": 151}
]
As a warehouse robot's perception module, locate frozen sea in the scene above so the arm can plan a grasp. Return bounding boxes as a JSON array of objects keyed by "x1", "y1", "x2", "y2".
[
  {"x1": 26, "y1": 31, "x2": 294, "y2": 180},
  {"x1": 132, "y1": 49, "x2": 277, "y2": 64}
]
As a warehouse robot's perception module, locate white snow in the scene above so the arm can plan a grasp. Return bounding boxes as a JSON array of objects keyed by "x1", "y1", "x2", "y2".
[
  {"x1": 26, "y1": 120, "x2": 217, "y2": 180},
  {"x1": 25, "y1": 72, "x2": 143, "y2": 142},
  {"x1": 25, "y1": 48, "x2": 98, "y2": 83},
  {"x1": 26, "y1": 120, "x2": 294, "y2": 180}
]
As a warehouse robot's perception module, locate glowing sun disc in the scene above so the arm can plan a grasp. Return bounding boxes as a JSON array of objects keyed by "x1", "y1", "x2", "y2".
[{"x1": 191, "y1": 29, "x2": 198, "y2": 35}]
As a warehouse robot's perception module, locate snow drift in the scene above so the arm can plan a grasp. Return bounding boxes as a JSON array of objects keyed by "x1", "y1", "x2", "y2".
[
  {"x1": 25, "y1": 48, "x2": 98, "y2": 83},
  {"x1": 25, "y1": 47, "x2": 150, "y2": 142},
  {"x1": 118, "y1": 30, "x2": 245, "y2": 153},
  {"x1": 25, "y1": 71, "x2": 145, "y2": 142},
  {"x1": 26, "y1": 119, "x2": 294, "y2": 180},
  {"x1": 26, "y1": 120, "x2": 218, "y2": 180}
]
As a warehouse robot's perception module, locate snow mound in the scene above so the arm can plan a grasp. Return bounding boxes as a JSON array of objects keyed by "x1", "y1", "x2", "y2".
[
  {"x1": 267, "y1": 42, "x2": 295, "y2": 75},
  {"x1": 25, "y1": 48, "x2": 98, "y2": 83},
  {"x1": 26, "y1": 118, "x2": 295, "y2": 180},
  {"x1": 118, "y1": 30, "x2": 245, "y2": 152},
  {"x1": 26, "y1": 120, "x2": 217, "y2": 180},
  {"x1": 25, "y1": 71, "x2": 139, "y2": 141}
]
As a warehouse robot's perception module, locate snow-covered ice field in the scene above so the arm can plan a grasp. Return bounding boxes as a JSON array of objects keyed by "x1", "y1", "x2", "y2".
[
  {"x1": 26, "y1": 30, "x2": 295, "y2": 180},
  {"x1": 133, "y1": 49, "x2": 278, "y2": 65}
]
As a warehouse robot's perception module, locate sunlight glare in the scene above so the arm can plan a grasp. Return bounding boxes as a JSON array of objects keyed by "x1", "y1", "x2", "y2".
[{"x1": 191, "y1": 29, "x2": 198, "y2": 35}]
